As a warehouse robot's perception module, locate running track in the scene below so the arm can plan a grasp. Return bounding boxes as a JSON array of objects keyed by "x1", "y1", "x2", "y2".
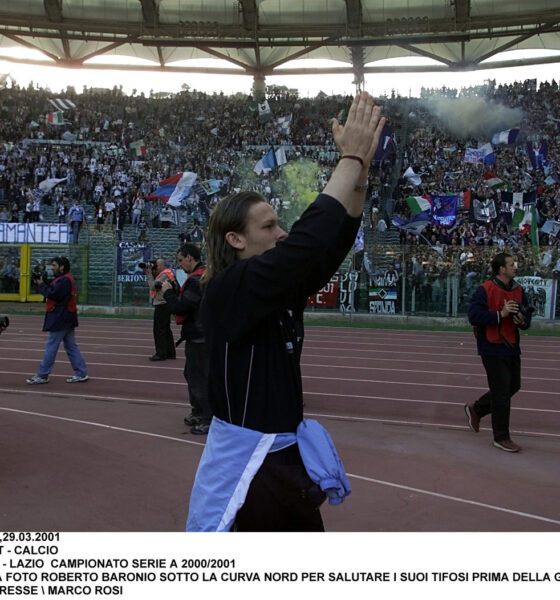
[{"x1": 1, "y1": 315, "x2": 559, "y2": 532}]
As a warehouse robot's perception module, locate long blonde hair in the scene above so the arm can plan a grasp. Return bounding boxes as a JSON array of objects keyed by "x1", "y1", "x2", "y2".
[{"x1": 201, "y1": 191, "x2": 265, "y2": 288}]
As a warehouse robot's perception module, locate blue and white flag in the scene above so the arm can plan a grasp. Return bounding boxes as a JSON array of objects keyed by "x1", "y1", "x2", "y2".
[
  {"x1": 254, "y1": 146, "x2": 287, "y2": 175},
  {"x1": 392, "y1": 212, "x2": 430, "y2": 236},
  {"x1": 491, "y1": 128, "x2": 519, "y2": 145},
  {"x1": 526, "y1": 140, "x2": 548, "y2": 170},
  {"x1": 481, "y1": 143, "x2": 495, "y2": 166},
  {"x1": 275, "y1": 114, "x2": 292, "y2": 135},
  {"x1": 464, "y1": 147, "x2": 484, "y2": 164}
]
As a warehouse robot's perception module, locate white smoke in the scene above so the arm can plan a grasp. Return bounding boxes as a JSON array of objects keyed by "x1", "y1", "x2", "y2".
[{"x1": 421, "y1": 96, "x2": 523, "y2": 140}]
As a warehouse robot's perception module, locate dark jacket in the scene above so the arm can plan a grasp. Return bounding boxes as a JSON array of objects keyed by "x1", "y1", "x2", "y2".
[
  {"x1": 163, "y1": 263, "x2": 205, "y2": 343},
  {"x1": 468, "y1": 277, "x2": 531, "y2": 357},
  {"x1": 39, "y1": 274, "x2": 79, "y2": 332},
  {"x1": 201, "y1": 193, "x2": 360, "y2": 433}
]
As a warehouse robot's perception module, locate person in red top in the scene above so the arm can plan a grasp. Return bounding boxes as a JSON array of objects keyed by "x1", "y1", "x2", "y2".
[
  {"x1": 466, "y1": 252, "x2": 532, "y2": 452},
  {"x1": 26, "y1": 256, "x2": 89, "y2": 385}
]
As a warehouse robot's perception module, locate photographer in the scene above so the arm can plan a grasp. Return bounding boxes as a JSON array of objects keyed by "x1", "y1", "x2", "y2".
[
  {"x1": 144, "y1": 258, "x2": 176, "y2": 361},
  {"x1": 26, "y1": 256, "x2": 89, "y2": 385},
  {"x1": 0, "y1": 316, "x2": 8, "y2": 335},
  {"x1": 161, "y1": 244, "x2": 211, "y2": 435},
  {"x1": 465, "y1": 252, "x2": 532, "y2": 453}
]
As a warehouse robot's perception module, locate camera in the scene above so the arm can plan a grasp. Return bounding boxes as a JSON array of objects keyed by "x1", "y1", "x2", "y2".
[
  {"x1": 139, "y1": 261, "x2": 155, "y2": 270},
  {"x1": 154, "y1": 280, "x2": 163, "y2": 290},
  {"x1": 512, "y1": 304, "x2": 535, "y2": 318},
  {"x1": 518, "y1": 305, "x2": 535, "y2": 318},
  {"x1": 0, "y1": 316, "x2": 9, "y2": 329}
]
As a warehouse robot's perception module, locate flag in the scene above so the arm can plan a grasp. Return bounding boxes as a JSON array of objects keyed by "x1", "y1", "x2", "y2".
[
  {"x1": 254, "y1": 146, "x2": 287, "y2": 175},
  {"x1": 374, "y1": 124, "x2": 396, "y2": 162},
  {"x1": 61, "y1": 131, "x2": 77, "y2": 141},
  {"x1": 484, "y1": 172, "x2": 506, "y2": 190},
  {"x1": 258, "y1": 100, "x2": 272, "y2": 122},
  {"x1": 526, "y1": 141, "x2": 548, "y2": 169},
  {"x1": 464, "y1": 147, "x2": 484, "y2": 164},
  {"x1": 491, "y1": 128, "x2": 519, "y2": 145},
  {"x1": 48, "y1": 98, "x2": 76, "y2": 111},
  {"x1": 463, "y1": 190, "x2": 471, "y2": 210},
  {"x1": 471, "y1": 198, "x2": 497, "y2": 223},
  {"x1": 275, "y1": 114, "x2": 292, "y2": 135},
  {"x1": 209, "y1": 127, "x2": 218, "y2": 136},
  {"x1": 146, "y1": 172, "x2": 197, "y2": 206},
  {"x1": 518, "y1": 205, "x2": 539, "y2": 248},
  {"x1": 129, "y1": 139, "x2": 146, "y2": 157},
  {"x1": 405, "y1": 196, "x2": 431, "y2": 215},
  {"x1": 38, "y1": 177, "x2": 67, "y2": 193},
  {"x1": 545, "y1": 174, "x2": 559, "y2": 186},
  {"x1": 46, "y1": 111, "x2": 64, "y2": 125},
  {"x1": 431, "y1": 195, "x2": 458, "y2": 227},
  {"x1": 540, "y1": 220, "x2": 560, "y2": 236},
  {"x1": 391, "y1": 214, "x2": 430, "y2": 236},
  {"x1": 156, "y1": 127, "x2": 166, "y2": 137},
  {"x1": 403, "y1": 166, "x2": 422, "y2": 186},
  {"x1": 481, "y1": 143, "x2": 495, "y2": 166},
  {"x1": 167, "y1": 172, "x2": 197, "y2": 207}
]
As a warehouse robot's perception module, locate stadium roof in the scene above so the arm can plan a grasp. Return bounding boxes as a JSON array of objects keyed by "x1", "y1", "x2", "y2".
[{"x1": 1, "y1": 1, "x2": 560, "y2": 86}]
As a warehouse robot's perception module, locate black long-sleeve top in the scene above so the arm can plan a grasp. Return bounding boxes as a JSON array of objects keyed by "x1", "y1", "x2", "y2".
[{"x1": 201, "y1": 193, "x2": 361, "y2": 433}]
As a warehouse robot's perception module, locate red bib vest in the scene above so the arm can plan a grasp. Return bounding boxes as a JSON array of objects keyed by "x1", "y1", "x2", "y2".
[
  {"x1": 46, "y1": 273, "x2": 77, "y2": 313},
  {"x1": 175, "y1": 266, "x2": 206, "y2": 324},
  {"x1": 481, "y1": 279, "x2": 522, "y2": 345}
]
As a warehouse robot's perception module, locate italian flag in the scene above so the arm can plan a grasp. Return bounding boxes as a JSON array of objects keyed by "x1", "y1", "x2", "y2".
[
  {"x1": 518, "y1": 204, "x2": 539, "y2": 248},
  {"x1": 405, "y1": 196, "x2": 431, "y2": 215},
  {"x1": 129, "y1": 139, "x2": 147, "y2": 157},
  {"x1": 484, "y1": 172, "x2": 506, "y2": 190},
  {"x1": 46, "y1": 111, "x2": 64, "y2": 124}
]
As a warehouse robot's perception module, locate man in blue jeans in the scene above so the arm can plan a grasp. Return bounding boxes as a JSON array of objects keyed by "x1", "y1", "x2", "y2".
[{"x1": 26, "y1": 256, "x2": 89, "y2": 385}]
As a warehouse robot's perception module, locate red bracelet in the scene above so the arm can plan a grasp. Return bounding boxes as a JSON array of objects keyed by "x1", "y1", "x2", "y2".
[{"x1": 341, "y1": 155, "x2": 364, "y2": 167}]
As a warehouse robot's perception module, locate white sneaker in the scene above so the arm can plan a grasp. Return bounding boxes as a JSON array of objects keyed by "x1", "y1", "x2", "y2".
[
  {"x1": 66, "y1": 375, "x2": 89, "y2": 383},
  {"x1": 26, "y1": 375, "x2": 49, "y2": 385}
]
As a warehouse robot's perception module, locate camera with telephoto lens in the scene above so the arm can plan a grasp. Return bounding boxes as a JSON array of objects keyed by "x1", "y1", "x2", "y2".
[
  {"x1": 138, "y1": 261, "x2": 155, "y2": 270},
  {"x1": 0, "y1": 316, "x2": 9, "y2": 329}
]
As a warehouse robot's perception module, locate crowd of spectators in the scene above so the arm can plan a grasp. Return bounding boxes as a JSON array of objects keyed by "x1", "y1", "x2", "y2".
[{"x1": 1, "y1": 77, "x2": 560, "y2": 285}]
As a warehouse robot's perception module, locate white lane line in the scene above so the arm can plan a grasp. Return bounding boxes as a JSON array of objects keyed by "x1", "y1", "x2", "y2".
[
  {"x1": 302, "y1": 374, "x2": 560, "y2": 396},
  {"x1": 0, "y1": 356, "x2": 539, "y2": 383},
  {"x1": 0, "y1": 386, "x2": 188, "y2": 405},
  {"x1": 305, "y1": 410, "x2": 560, "y2": 437},
  {"x1": 0, "y1": 371, "x2": 185, "y2": 386},
  {"x1": 346, "y1": 472, "x2": 560, "y2": 526},
  {"x1": 0, "y1": 406, "x2": 205, "y2": 447}
]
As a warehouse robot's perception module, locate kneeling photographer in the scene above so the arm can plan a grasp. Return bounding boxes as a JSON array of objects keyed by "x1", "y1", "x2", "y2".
[
  {"x1": 161, "y1": 244, "x2": 211, "y2": 435},
  {"x1": 143, "y1": 258, "x2": 176, "y2": 361}
]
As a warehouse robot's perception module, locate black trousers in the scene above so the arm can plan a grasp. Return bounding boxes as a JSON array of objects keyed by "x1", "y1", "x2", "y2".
[
  {"x1": 234, "y1": 444, "x2": 326, "y2": 532},
  {"x1": 184, "y1": 341, "x2": 211, "y2": 424},
  {"x1": 474, "y1": 355, "x2": 521, "y2": 442},
  {"x1": 153, "y1": 304, "x2": 175, "y2": 359}
]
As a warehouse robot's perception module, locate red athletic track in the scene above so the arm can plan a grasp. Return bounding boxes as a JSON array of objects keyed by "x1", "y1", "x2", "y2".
[{"x1": 1, "y1": 315, "x2": 559, "y2": 532}]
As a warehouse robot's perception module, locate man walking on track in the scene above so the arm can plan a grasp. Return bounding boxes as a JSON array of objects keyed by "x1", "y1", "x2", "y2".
[
  {"x1": 466, "y1": 252, "x2": 532, "y2": 452},
  {"x1": 186, "y1": 92, "x2": 385, "y2": 531},
  {"x1": 26, "y1": 256, "x2": 88, "y2": 385}
]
